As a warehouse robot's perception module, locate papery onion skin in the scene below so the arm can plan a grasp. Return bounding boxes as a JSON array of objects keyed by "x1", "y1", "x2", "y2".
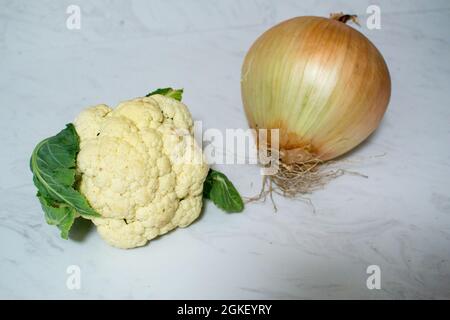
[{"x1": 241, "y1": 16, "x2": 391, "y2": 161}]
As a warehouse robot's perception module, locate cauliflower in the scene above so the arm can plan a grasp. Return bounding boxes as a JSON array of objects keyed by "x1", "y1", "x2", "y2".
[
  {"x1": 73, "y1": 94, "x2": 209, "y2": 249},
  {"x1": 30, "y1": 88, "x2": 243, "y2": 248}
]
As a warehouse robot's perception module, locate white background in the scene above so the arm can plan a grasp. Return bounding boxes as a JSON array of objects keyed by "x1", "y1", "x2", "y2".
[{"x1": 0, "y1": 0, "x2": 449, "y2": 299}]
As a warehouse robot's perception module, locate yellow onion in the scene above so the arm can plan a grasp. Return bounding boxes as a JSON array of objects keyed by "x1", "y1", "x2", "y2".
[{"x1": 241, "y1": 14, "x2": 391, "y2": 164}]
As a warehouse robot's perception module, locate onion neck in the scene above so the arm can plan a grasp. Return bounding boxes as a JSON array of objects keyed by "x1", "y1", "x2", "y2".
[{"x1": 330, "y1": 12, "x2": 360, "y2": 26}]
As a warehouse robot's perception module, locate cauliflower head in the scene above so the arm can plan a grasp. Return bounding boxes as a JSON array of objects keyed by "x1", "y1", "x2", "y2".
[{"x1": 73, "y1": 94, "x2": 208, "y2": 249}]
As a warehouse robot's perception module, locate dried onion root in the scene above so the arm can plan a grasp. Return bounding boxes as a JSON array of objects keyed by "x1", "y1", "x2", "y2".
[{"x1": 246, "y1": 149, "x2": 368, "y2": 212}]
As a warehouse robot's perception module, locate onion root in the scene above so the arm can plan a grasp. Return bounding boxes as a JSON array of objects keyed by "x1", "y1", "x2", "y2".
[{"x1": 246, "y1": 150, "x2": 368, "y2": 212}]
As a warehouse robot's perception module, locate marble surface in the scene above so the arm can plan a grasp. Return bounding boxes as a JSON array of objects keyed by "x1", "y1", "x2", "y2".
[{"x1": 1, "y1": 0, "x2": 449, "y2": 299}]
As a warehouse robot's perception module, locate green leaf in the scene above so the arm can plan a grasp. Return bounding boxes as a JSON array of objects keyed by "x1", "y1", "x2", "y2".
[
  {"x1": 37, "y1": 195, "x2": 76, "y2": 239},
  {"x1": 30, "y1": 124, "x2": 99, "y2": 239},
  {"x1": 146, "y1": 87, "x2": 183, "y2": 101},
  {"x1": 203, "y1": 169, "x2": 244, "y2": 213}
]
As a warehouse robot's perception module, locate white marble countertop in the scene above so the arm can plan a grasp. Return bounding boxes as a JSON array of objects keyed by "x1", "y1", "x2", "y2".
[{"x1": 1, "y1": 0, "x2": 449, "y2": 299}]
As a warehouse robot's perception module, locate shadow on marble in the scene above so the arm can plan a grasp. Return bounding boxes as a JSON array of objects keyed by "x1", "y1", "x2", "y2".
[{"x1": 69, "y1": 217, "x2": 94, "y2": 242}]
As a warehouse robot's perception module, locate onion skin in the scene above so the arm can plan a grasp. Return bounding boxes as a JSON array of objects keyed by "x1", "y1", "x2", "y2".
[{"x1": 241, "y1": 16, "x2": 391, "y2": 161}]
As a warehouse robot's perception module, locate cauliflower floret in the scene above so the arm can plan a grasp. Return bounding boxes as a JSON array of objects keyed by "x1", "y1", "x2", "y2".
[{"x1": 74, "y1": 95, "x2": 208, "y2": 249}]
